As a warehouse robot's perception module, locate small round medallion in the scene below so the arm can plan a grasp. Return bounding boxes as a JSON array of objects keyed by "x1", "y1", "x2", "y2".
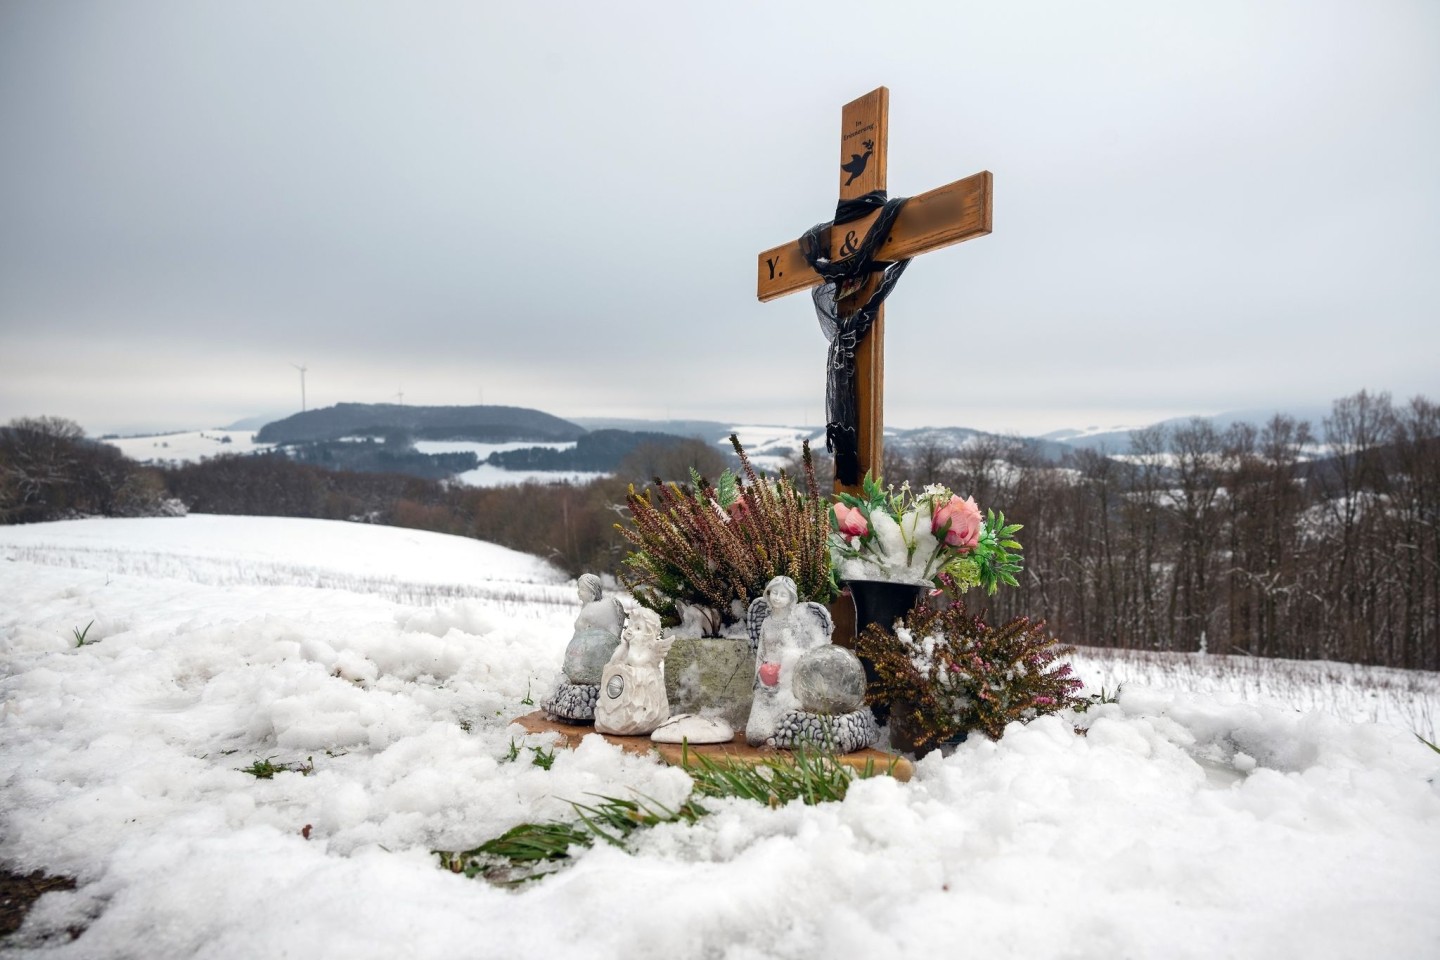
[{"x1": 605, "y1": 674, "x2": 625, "y2": 699}]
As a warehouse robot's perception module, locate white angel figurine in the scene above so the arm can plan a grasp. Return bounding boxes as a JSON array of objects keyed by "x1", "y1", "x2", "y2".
[
  {"x1": 594, "y1": 607, "x2": 676, "y2": 736},
  {"x1": 744, "y1": 575, "x2": 833, "y2": 746}
]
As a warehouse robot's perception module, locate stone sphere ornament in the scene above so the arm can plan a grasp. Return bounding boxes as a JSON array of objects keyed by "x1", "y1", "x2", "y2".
[{"x1": 793, "y1": 645, "x2": 867, "y2": 716}]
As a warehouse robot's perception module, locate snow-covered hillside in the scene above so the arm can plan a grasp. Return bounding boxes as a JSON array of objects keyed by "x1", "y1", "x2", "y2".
[
  {"x1": 1, "y1": 517, "x2": 1438, "y2": 958},
  {"x1": 101, "y1": 429, "x2": 272, "y2": 463}
]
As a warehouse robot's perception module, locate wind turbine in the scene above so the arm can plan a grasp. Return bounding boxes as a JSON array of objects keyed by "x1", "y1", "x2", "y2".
[{"x1": 291, "y1": 363, "x2": 308, "y2": 413}]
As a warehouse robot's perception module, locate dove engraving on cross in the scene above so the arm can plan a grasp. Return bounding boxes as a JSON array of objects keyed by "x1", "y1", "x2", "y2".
[{"x1": 757, "y1": 87, "x2": 993, "y2": 495}]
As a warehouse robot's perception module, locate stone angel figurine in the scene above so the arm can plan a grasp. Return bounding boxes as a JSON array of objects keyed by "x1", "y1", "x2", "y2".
[
  {"x1": 543, "y1": 573, "x2": 626, "y2": 723},
  {"x1": 744, "y1": 576, "x2": 833, "y2": 746},
  {"x1": 595, "y1": 607, "x2": 676, "y2": 736},
  {"x1": 745, "y1": 575, "x2": 877, "y2": 752}
]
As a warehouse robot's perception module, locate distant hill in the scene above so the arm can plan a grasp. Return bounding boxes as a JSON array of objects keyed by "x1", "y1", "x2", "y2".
[
  {"x1": 885, "y1": 426, "x2": 1075, "y2": 463},
  {"x1": 569, "y1": 417, "x2": 735, "y2": 439},
  {"x1": 255, "y1": 404, "x2": 585, "y2": 445},
  {"x1": 223, "y1": 412, "x2": 289, "y2": 431},
  {"x1": 1043, "y1": 404, "x2": 1337, "y2": 454}
]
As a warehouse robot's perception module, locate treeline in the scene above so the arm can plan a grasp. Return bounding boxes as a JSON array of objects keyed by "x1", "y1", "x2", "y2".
[
  {"x1": 287, "y1": 437, "x2": 479, "y2": 480},
  {"x1": 0, "y1": 418, "x2": 719, "y2": 577},
  {"x1": 8, "y1": 392, "x2": 1436, "y2": 671},
  {"x1": 880, "y1": 391, "x2": 1439, "y2": 671},
  {"x1": 0, "y1": 417, "x2": 176, "y2": 522}
]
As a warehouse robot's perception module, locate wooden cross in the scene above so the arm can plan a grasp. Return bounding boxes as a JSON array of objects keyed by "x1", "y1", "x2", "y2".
[{"x1": 756, "y1": 87, "x2": 993, "y2": 494}]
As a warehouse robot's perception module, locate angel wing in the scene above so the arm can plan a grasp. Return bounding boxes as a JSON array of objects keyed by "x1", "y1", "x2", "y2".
[
  {"x1": 746, "y1": 595, "x2": 769, "y2": 657},
  {"x1": 798, "y1": 601, "x2": 834, "y2": 644}
]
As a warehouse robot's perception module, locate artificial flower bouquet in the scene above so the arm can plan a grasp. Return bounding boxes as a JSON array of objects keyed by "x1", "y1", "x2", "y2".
[{"x1": 829, "y1": 474, "x2": 1023, "y2": 592}]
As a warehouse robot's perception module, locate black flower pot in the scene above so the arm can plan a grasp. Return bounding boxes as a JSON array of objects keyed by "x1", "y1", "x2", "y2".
[
  {"x1": 846, "y1": 579, "x2": 929, "y2": 636},
  {"x1": 844, "y1": 579, "x2": 928, "y2": 726}
]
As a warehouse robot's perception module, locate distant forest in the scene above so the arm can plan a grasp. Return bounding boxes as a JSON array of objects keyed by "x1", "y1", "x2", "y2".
[
  {"x1": 2, "y1": 390, "x2": 1436, "y2": 671},
  {"x1": 922, "y1": 391, "x2": 1439, "y2": 671}
]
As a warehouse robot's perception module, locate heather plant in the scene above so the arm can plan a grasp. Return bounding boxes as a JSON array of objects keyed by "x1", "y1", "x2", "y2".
[
  {"x1": 856, "y1": 598, "x2": 1083, "y2": 746},
  {"x1": 618, "y1": 436, "x2": 836, "y2": 631}
]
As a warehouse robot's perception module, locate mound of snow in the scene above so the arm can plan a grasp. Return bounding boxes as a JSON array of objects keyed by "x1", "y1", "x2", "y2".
[{"x1": 0, "y1": 516, "x2": 566, "y2": 603}]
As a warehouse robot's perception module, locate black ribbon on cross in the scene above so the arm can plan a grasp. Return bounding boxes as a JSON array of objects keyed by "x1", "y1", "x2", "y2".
[{"x1": 798, "y1": 190, "x2": 911, "y2": 486}]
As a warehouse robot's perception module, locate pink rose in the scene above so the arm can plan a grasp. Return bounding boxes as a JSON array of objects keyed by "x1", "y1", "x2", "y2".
[
  {"x1": 758, "y1": 662, "x2": 781, "y2": 687},
  {"x1": 727, "y1": 499, "x2": 752, "y2": 524},
  {"x1": 833, "y1": 503, "x2": 869, "y2": 538},
  {"x1": 932, "y1": 495, "x2": 982, "y2": 551}
]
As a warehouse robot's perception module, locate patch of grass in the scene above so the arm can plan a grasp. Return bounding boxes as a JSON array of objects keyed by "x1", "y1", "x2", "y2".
[
  {"x1": 441, "y1": 744, "x2": 898, "y2": 886},
  {"x1": 238, "y1": 756, "x2": 314, "y2": 779},
  {"x1": 500, "y1": 739, "x2": 521, "y2": 763},
  {"x1": 520, "y1": 681, "x2": 535, "y2": 707},
  {"x1": 1418, "y1": 733, "x2": 1440, "y2": 755},
  {"x1": 529, "y1": 745, "x2": 556, "y2": 770},
  {"x1": 683, "y1": 742, "x2": 884, "y2": 807},
  {"x1": 71, "y1": 620, "x2": 96, "y2": 647},
  {"x1": 436, "y1": 793, "x2": 708, "y2": 884}
]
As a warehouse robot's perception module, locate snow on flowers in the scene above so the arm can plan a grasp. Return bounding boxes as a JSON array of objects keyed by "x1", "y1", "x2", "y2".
[{"x1": 828, "y1": 473, "x2": 1023, "y2": 592}]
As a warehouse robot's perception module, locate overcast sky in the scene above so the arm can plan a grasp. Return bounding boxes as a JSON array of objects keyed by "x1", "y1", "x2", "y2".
[{"x1": 1, "y1": 1, "x2": 1436, "y2": 438}]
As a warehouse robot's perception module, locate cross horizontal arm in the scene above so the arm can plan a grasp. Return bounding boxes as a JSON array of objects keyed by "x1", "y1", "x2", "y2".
[{"x1": 756, "y1": 170, "x2": 992, "y2": 302}]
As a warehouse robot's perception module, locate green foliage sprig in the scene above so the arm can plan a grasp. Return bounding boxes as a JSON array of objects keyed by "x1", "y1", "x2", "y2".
[
  {"x1": 72, "y1": 620, "x2": 96, "y2": 647},
  {"x1": 437, "y1": 793, "x2": 709, "y2": 884},
  {"x1": 970, "y1": 510, "x2": 1024, "y2": 595},
  {"x1": 238, "y1": 756, "x2": 314, "y2": 779},
  {"x1": 856, "y1": 600, "x2": 1083, "y2": 747},
  {"x1": 618, "y1": 436, "x2": 836, "y2": 628}
]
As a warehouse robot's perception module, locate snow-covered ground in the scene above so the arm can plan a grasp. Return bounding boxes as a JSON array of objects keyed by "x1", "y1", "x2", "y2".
[
  {"x1": 2, "y1": 517, "x2": 1438, "y2": 958},
  {"x1": 1073, "y1": 647, "x2": 1438, "y2": 743},
  {"x1": 101, "y1": 431, "x2": 606, "y2": 487},
  {"x1": 101, "y1": 430, "x2": 272, "y2": 463},
  {"x1": 451, "y1": 463, "x2": 608, "y2": 487},
  {"x1": 415, "y1": 440, "x2": 607, "y2": 489}
]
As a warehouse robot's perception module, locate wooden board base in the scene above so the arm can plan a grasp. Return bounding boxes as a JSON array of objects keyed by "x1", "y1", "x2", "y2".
[{"x1": 511, "y1": 711, "x2": 912, "y2": 782}]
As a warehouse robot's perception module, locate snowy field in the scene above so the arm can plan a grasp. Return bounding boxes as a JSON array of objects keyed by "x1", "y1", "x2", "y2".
[
  {"x1": 415, "y1": 441, "x2": 606, "y2": 489},
  {"x1": 1073, "y1": 647, "x2": 1438, "y2": 744},
  {"x1": 2, "y1": 518, "x2": 1438, "y2": 958},
  {"x1": 101, "y1": 430, "x2": 271, "y2": 463},
  {"x1": 100, "y1": 432, "x2": 605, "y2": 487}
]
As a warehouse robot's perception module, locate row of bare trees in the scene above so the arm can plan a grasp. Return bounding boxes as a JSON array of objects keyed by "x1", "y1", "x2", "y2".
[
  {"x1": 0, "y1": 417, "x2": 171, "y2": 522},
  {"x1": 880, "y1": 392, "x2": 1439, "y2": 670}
]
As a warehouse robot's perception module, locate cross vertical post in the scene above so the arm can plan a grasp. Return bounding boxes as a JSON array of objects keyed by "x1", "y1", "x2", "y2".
[{"x1": 837, "y1": 89, "x2": 889, "y2": 497}]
